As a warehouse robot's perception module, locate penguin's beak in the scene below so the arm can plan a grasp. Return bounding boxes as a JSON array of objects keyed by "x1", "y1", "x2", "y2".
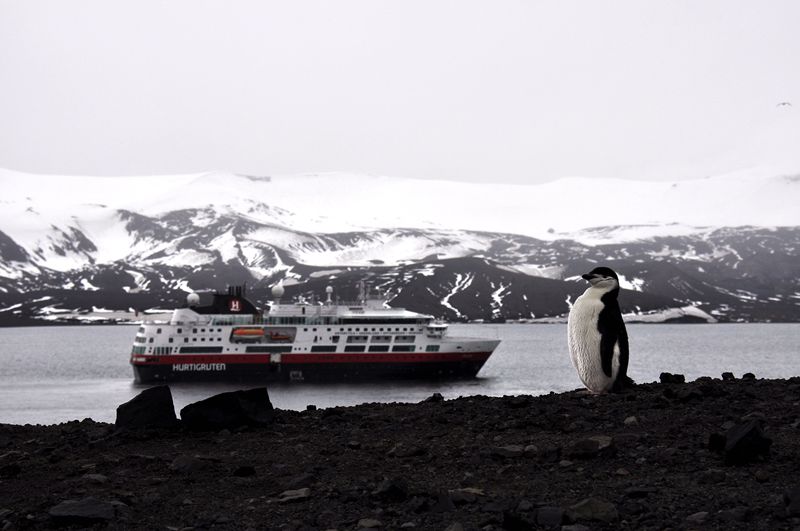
[{"x1": 581, "y1": 273, "x2": 594, "y2": 281}]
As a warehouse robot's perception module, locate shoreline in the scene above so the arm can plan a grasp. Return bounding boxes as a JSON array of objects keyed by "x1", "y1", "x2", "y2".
[
  {"x1": 2, "y1": 320, "x2": 800, "y2": 329},
  {"x1": 2, "y1": 376, "x2": 799, "y2": 529}
]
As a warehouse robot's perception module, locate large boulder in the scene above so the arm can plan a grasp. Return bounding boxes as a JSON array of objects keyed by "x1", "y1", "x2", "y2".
[
  {"x1": 180, "y1": 388, "x2": 274, "y2": 431},
  {"x1": 723, "y1": 420, "x2": 772, "y2": 465},
  {"x1": 566, "y1": 497, "x2": 618, "y2": 523},
  {"x1": 659, "y1": 372, "x2": 685, "y2": 384},
  {"x1": 48, "y1": 497, "x2": 117, "y2": 525},
  {"x1": 115, "y1": 386, "x2": 178, "y2": 429}
]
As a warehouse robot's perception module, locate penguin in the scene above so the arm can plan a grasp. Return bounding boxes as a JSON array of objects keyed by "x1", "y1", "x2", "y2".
[{"x1": 567, "y1": 266, "x2": 633, "y2": 393}]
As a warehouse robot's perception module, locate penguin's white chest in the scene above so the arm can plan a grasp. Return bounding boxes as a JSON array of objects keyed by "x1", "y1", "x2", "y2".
[{"x1": 567, "y1": 290, "x2": 619, "y2": 393}]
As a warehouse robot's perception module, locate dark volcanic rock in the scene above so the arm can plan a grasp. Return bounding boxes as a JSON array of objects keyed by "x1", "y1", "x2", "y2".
[
  {"x1": 277, "y1": 488, "x2": 311, "y2": 503},
  {"x1": 0, "y1": 463, "x2": 20, "y2": 478},
  {"x1": 48, "y1": 497, "x2": 116, "y2": 525},
  {"x1": 169, "y1": 455, "x2": 210, "y2": 474},
  {"x1": 659, "y1": 372, "x2": 685, "y2": 384},
  {"x1": 502, "y1": 510, "x2": 534, "y2": 530},
  {"x1": 388, "y1": 443, "x2": 426, "y2": 458},
  {"x1": 115, "y1": 385, "x2": 178, "y2": 430},
  {"x1": 432, "y1": 490, "x2": 456, "y2": 513},
  {"x1": 721, "y1": 372, "x2": 735, "y2": 381},
  {"x1": 423, "y1": 392, "x2": 444, "y2": 403},
  {"x1": 566, "y1": 497, "x2": 618, "y2": 523},
  {"x1": 180, "y1": 387, "x2": 274, "y2": 431},
  {"x1": 372, "y1": 477, "x2": 409, "y2": 502},
  {"x1": 284, "y1": 473, "x2": 317, "y2": 490},
  {"x1": 449, "y1": 488, "x2": 483, "y2": 504},
  {"x1": 713, "y1": 420, "x2": 773, "y2": 465},
  {"x1": 2, "y1": 378, "x2": 799, "y2": 531},
  {"x1": 783, "y1": 486, "x2": 800, "y2": 516},
  {"x1": 564, "y1": 436, "x2": 614, "y2": 459},
  {"x1": 232, "y1": 465, "x2": 256, "y2": 477},
  {"x1": 536, "y1": 506, "x2": 564, "y2": 527},
  {"x1": 491, "y1": 445, "x2": 525, "y2": 458}
]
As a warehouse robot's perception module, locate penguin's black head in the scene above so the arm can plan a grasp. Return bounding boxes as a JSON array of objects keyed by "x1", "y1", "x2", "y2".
[{"x1": 581, "y1": 266, "x2": 620, "y2": 289}]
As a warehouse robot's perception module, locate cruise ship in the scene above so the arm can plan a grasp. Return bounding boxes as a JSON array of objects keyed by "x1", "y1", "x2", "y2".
[{"x1": 130, "y1": 284, "x2": 500, "y2": 383}]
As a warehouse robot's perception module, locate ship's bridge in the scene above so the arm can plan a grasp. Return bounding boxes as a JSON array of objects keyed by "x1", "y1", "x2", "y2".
[{"x1": 426, "y1": 321, "x2": 448, "y2": 338}]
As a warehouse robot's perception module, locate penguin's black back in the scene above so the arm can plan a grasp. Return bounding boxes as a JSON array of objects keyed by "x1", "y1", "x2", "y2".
[{"x1": 597, "y1": 287, "x2": 629, "y2": 380}]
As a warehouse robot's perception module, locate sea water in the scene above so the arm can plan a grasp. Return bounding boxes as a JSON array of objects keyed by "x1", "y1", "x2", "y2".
[{"x1": 0, "y1": 323, "x2": 797, "y2": 425}]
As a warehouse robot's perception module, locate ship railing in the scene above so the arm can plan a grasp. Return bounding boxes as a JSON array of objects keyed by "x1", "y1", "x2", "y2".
[
  {"x1": 210, "y1": 315, "x2": 258, "y2": 326},
  {"x1": 272, "y1": 300, "x2": 390, "y2": 311}
]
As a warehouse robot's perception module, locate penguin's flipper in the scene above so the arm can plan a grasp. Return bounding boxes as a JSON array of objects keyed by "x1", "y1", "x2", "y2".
[
  {"x1": 611, "y1": 321, "x2": 632, "y2": 392},
  {"x1": 617, "y1": 323, "x2": 630, "y2": 380},
  {"x1": 599, "y1": 329, "x2": 617, "y2": 378},
  {"x1": 598, "y1": 296, "x2": 626, "y2": 379}
]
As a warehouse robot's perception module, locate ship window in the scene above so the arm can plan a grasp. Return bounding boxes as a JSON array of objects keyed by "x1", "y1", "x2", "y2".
[
  {"x1": 395, "y1": 335, "x2": 416, "y2": 343},
  {"x1": 192, "y1": 338, "x2": 197, "y2": 342},
  {"x1": 327, "y1": 328, "x2": 331, "y2": 332},
  {"x1": 180, "y1": 346, "x2": 223, "y2": 354},
  {"x1": 184, "y1": 338, "x2": 188, "y2": 343},
  {"x1": 331, "y1": 335, "x2": 339, "y2": 343},
  {"x1": 311, "y1": 345, "x2": 337, "y2": 353},
  {"x1": 371, "y1": 335, "x2": 391, "y2": 343},
  {"x1": 218, "y1": 328, "x2": 222, "y2": 332},
  {"x1": 246, "y1": 345, "x2": 289, "y2": 353},
  {"x1": 148, "y1": 338, "x2": 154, "y2": 343},
  {"x1": 193, "y1": 328, "x2": 197, "y2": 333},
  {"x1": 156, "y1": 328, "x2": 162, "y2": 334},
  {"x1": 303, "y1": 328, "x2": 307, "y2": 332},
  {"x1": 426, "y1": 345, "x2": 440, "y2": 352},
  {"x1": 344, "y1": 345, "x2": 366, "y2": 353},
  {"x1": 201, "y1": 338, "x2": 206, "y2": 342},
  {"x1": 368, "y1": 345, "x2": 390, "y2": 352},
  {"x1": 313, "y1": 328, "x2": 317, "y2": 332},
  {"x1": 392, "y1": 345, "x2": 415, "y2": 352},
  {"x1": 177, "y1": 328, "x2": 182, "y2": 334},
  {"x1": 138, "y1": 327, "x2": 145, "y2": 333},
  {"x1": 168, "y1": 338, "x2": 173, "y2": 343},
  {"x1": 201, "y1": 328, "x2": 205, "y2": 332}
]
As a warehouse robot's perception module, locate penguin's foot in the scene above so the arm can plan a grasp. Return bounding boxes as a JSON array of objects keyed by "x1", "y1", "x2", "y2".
[{"x1": 611, "y1": 375, "x2": 636, "y2": 393}]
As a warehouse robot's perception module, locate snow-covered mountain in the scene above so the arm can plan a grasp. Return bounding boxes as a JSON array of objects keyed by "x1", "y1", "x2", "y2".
[{"x1": 1, "y1": 167, "x2": 798, "y2": 324}]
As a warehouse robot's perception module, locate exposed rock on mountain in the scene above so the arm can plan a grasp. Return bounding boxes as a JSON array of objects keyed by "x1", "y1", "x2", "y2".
[{"x1": 0, "y1": 168, "x2": 798, "y2": 324}]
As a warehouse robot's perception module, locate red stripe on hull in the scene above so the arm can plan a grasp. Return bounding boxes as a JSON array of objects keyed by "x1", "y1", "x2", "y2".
[{"x1": 131, "y1": 352, "x2": 492, "y2": 366}]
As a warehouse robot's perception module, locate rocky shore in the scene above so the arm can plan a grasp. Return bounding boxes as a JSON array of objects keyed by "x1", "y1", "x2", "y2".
[{"x1": 1, "y1": 375, "x2": 799, "y2": 530}]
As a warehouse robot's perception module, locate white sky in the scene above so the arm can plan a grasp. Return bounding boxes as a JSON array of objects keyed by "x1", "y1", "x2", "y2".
[{"x1": 1, "y1": 0, "x2": 799, "y2": 184}]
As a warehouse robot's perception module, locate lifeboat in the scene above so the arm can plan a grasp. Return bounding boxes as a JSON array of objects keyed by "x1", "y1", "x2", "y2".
[
  {"x1": 268, "y1": 331, "x2": 292, "y2": 341},
  {"x1": 232, "y1": 327, "x2": 265, "y2": 337}
]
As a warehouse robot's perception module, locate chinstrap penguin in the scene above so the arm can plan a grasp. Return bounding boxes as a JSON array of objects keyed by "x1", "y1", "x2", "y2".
[{"x1": 567, "y1": 266, "x2": 634, "y2": 393}]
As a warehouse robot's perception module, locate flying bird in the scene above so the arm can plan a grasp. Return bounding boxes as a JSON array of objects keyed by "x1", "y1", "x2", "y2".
[{"x1": 777, "y1": 102, "x2": 792, "y2": 107}]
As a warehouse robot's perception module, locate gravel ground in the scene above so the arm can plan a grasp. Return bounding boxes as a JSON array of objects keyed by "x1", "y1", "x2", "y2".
[{"x1": 1, "y1": 375, "x2": 799, "y2": 530}]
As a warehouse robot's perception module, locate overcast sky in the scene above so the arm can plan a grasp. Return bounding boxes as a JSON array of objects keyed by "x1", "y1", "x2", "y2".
[{"x1": 1, "y1": 1, "x2": 799, "y2": 184}]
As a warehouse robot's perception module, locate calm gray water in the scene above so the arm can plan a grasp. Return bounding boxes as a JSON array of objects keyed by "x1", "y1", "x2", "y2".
[{"x1": 0, "y1": 323, "x2": 797, "y2": 425}]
